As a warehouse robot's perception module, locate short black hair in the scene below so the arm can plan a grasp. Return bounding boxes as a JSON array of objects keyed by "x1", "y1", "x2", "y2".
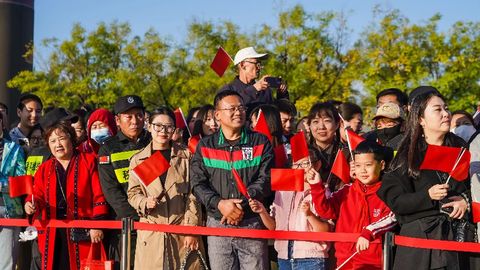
[
  {"x1": 451, "y1": 110, "x2": 475, "y2": 126},
  {"x1": 274, "y1": 98, "x2": 297, "y2": 116},
  {"x1": 214, "y1": 90, "x2": 243, "y2": 109},
  {"x1": 376, "y1": 88, "x2": 408, "y2": 107},
  {"x1": 17, "y1": 93, "x2": 43, "y2": 110},
  {"x1": 0, "y1": 102, "x2": 8, "y2": 114},
  {"x1": 338, "y1": 102, "x2": 362, "y2": 121},
  {"x1": 353, "y1": 140, "x2": 390, "y2": 163},
  {"x1": 149, "y1": 106, "x2": 176, "y2": 127}
]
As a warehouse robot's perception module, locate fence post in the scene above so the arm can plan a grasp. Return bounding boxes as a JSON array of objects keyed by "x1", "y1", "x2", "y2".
[
  {"x1": 383, "y1": 232, "x2": 395, "y2": 270},
  {"x1": 121, "y1": 217, "x2": 133, "y2": 270}
]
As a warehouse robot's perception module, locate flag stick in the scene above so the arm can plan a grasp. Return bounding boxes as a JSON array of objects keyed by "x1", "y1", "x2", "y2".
[
  {"x1": 338, "y1": 113, "x2": 354, "y2": 161},
  {"x1": 179, "y1": 108, "x2": 192, "y2": 137},
  {"x1": 335, "y1": 251, "x2": 358, "y2": 270},
  {"x1": 445, "y1": 147, "x2": 466, "y2": 185},
  {"x1": 31, "y1": 194, "x2": 34, "y2": 207}
]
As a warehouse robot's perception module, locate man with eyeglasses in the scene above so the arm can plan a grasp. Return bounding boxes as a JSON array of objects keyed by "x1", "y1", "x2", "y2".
[
  {"x1": 219, "y1": 47, "x2": 289, "y2": 115},
  {"x1": 98, "y1": 95, "x2": 151, "y2": 269},
  {"x1": 191, "y1": 90, "x2": 274, "y2": 270}
]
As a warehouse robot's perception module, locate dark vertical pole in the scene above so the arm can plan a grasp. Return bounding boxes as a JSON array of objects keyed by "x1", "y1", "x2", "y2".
[
  {"x1": 121, "y1": 217, "x2": 132, "y2": 270},
  {"x1": 0, "y1": 0, "x2": 34, "y2": 126},
  {"x1": 383, "y1": 232, "x2": 395, "y2": 270}
]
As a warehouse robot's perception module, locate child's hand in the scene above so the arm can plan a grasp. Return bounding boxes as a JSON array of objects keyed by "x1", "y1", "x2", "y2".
[
  {"x1": 356, "y1": 236, "x2": 370, "y2": 253},
  {"x1": 305, "y1": 168, "x2": 321, "y2": 185},
  {"x1": 349, "y1": 160, "x2": 356, "y2": 179},
  {"x1": 300, "y1": 200, "x2": 313, "y2": 216},
  {"x1": 249, "y1": 199, "x2": 266, "y2": 214}
]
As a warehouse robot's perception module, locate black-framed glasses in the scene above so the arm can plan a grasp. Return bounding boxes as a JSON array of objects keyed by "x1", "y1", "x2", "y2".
[
  {"x1": 243, "y1": 60, "x2": 263, "y2": 68},
  {"x1": 217, "y1": 106, "x2": 247, "y2": 114},
  {"x1": 151, "y1": 123, "x2": 175, "y2": 133},
  {"x1": 292, "y1": 160, "x2": 312, "y2": 169}
]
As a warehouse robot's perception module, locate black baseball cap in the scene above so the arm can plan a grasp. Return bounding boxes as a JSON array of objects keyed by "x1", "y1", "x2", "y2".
[
  {"x1": 114, "y1": 95, "x2": 145, "y2": 115},
  {"x1": 408, "y1": 86, "x2": 440, "y2": 105},
  {"x1": 40, "y1": 108, "x2": 79, "y2": 129}
]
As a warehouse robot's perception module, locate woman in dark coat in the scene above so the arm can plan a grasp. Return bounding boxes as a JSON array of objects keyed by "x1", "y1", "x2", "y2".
[{"x1": 377, "y1": 90, "x2": 470, "y2": 270}]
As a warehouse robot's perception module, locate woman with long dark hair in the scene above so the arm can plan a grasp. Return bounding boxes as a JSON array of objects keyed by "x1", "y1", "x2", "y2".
[{"x1": 378, "y1": 90, "x2": 470, "y2": 269}]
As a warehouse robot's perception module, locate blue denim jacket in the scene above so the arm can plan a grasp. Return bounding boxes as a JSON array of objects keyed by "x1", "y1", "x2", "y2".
[{"x1": 0, "y1": 139, "x2": 26, "y2": 218}]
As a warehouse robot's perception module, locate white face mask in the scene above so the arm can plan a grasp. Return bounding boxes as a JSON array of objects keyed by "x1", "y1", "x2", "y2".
[{"x1": 452, "y1": 125, "x2": 477, "y2": 142}]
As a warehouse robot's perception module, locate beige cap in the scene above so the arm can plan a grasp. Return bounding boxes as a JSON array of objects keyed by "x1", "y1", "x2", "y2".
[{"x1": 373, "y1": 102, "x2": 405, "y2": 120}]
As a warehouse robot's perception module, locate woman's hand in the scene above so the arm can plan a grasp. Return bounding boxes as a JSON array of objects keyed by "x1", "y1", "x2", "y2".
[
  {"x1": 249, "y1": 199, "x2": 266, "y2": 214},
  {"x1": 305, "y1": 168, "x2": 321, "y2": 185},
  {"x1": 356, "y1": 236, "x2": 370, "y2": 253},
  {"x1": 24, "y1": 201, "x2": 36, "y2": 215},
  {"x1": 441, "y1": 196, "x2": 468, "y2": 219},
  {"x1": 184, "y1": 235, "x2": 199, "y2": 251},
  {"x1": 146, "y1": 196, "x2": 158, "y2": 210},
  {"x1": 90, "y1": 229, "x2": 103, "y2": 243},
  {"x1": 300, "y1": 200, "x2": 313, "y2": 217},
  {"x1": 428, "y1": 184, "x2": 449, "y2": 200}
]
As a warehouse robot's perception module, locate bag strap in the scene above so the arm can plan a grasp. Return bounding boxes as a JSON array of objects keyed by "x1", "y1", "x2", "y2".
[{"x1": 179, "y1": 249, "x2": 209, "y2": 270}]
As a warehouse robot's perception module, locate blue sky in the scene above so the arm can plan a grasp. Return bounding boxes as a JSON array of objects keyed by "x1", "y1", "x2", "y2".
[{"x1": 34, "y1": 0, "x2": 480, "y2": 65}]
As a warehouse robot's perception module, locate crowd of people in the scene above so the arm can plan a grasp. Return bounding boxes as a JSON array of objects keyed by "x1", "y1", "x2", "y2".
[{"x1": 0, "y1": 46, "x2": 480, "y2": 270}]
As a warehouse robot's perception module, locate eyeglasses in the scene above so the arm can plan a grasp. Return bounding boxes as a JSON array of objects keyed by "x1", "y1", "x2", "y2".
[
  {"x1": 151, "y1": 123, "x2": 175, "y2": 133},
  {"x1": 217, "y1": 106, "x2": 247, "y2": 114},
  {"x1": 292, "y1": 160, "x2": 312, "y2": 169},
  {"x1": 243, "y1": 60, "x2": 263, "y2": 68}
]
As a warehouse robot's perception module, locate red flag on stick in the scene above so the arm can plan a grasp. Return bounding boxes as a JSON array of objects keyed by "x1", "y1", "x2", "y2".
[
  {"x1": 345, "y1": 129, "x2": 365, "y2": 151},
  {"x1": 188, "y1": 135, "x2": 201, "y2": 154},
  {"x1": 231, "y1": 168, "x2": 250, "y2": 199},
  {"x1": 271, "y1": 169, "x2": 304, "y2": 191},
  {"x1": 132, "y1": 151, "x2": 171, "y2": 187},
  {"x1": 210, "y1": 47, "x2": 232, "y2": 77},
  {"x1": 273, "y1": 145, "x2": 288, "y2": 168},
  {"x1": 331, "y1": 150, "x2": 351, "y2": 184},
  {"x1": 419, "y1": 145, "x2": 470, "y2": 182},
  {"x1": 174, "y1": 108, "x2": 187, "y2": 130},
  {"x1": 9, "y1": 175, "x2": 33, "y2": 197},
  {"x1": 472, "y1": 202, "x2": 480, "y2": 223},
  {"x1": 253, "y1": 110, "x2": 272, "y2": 142},
  {"x1": 290, "y1": 131, "x2": 309, "y2": 162}
]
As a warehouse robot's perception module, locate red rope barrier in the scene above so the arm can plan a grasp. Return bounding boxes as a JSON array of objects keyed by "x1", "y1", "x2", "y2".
[{"x1": 394, "y1": 235, "x2": 480, "y2": 253}]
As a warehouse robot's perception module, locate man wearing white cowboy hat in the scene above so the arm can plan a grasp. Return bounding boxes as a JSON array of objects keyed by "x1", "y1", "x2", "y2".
[{"x1": 219, "y1": 47, "x2": 289, "y2": 114}]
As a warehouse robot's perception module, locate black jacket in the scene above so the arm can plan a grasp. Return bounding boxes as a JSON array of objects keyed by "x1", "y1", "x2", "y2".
[
  {"x1": 219, "y1": 76, "x2": 289, "y2": 115},
  {"x1": 98, "y1": 130, "x2": 151, "y2": 220},
  {"x1": 190, "y1": 128, "x2": 274, "y2": 220}
]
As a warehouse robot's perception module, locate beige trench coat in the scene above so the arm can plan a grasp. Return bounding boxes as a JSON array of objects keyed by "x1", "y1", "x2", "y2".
[{"x1": 128, "y1": 142, "x2": 204, "y2": 270}]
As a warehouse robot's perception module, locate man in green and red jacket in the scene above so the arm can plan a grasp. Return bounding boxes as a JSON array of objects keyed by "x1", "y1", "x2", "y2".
[{"x1": 191, "y1": 90, "x2": 274, "y2": 270}]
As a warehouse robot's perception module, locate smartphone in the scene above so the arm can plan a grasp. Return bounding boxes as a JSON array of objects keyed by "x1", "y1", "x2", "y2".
[{"x1": 265, "y1": 77, "x2": 282, "y2": 88}]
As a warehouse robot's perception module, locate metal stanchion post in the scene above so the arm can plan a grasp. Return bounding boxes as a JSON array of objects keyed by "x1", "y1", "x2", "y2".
[
  {"x1": 121, "y1": 217, "x2": 132, "y2": 270},
  {"x1": 383, "y1": 232, "x2": 395, "y2": 270}
]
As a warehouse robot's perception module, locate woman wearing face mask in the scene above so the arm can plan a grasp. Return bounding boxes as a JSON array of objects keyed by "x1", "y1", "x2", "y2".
[
  {"x1": 78, "y1": 109, "x2": 117, "y2": 155},
  {"x1": 450, "y1": 110, "x2": 477, "y2": 143},
  {"x1": 364, "y1": 102, "x2": 405, "y2": 152}
]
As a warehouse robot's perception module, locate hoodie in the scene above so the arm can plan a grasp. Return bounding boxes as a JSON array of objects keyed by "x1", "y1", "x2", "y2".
[{"x1": 78, "y1": 108, "x2": 117, "y2": 155}]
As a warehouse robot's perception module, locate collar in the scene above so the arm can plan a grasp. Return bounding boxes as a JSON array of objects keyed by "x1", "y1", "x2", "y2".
[
  {"x1": 217, "y1": 127, "x2": 248, "y2": 147},
  {"x1": 118, "y1": 129, "x2": 147, "y2": 143},
  {"x1": 234, "y1": 76, "x2": 255, "y2": 86}
]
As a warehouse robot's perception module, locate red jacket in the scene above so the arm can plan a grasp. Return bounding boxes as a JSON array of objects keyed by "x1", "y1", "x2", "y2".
[
  {"x1": 29, "y1": 152, "x2": 109, "y2": 270},
  {"x1": 311, "y1": 180, "x2": 396, "y2": 269}
]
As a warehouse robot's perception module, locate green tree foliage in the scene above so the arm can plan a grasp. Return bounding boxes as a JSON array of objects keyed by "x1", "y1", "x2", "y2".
[{"x1": 8, "y1": 5, "x2": 480, "y2": 116}]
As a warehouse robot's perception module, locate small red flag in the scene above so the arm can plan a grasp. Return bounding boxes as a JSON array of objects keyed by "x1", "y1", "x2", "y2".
[
  {"x1": 253, "y1": 110, "x2": 272, "y2": 142},
  {"x1": 346, "y1": 129, "x2": 365, "y2": 151},
  {"x1": 231, "y1": 168, "x2": 250, "y2": 199},
  {"x1": 132, "y1": 151, "x2": 171, "y2": 187},
  {"x1": 273, "y1": 144, "x2": 288, "y2": 168},
  {"x1": 8, "y1": 175, "x2": 33, "y2": 197},
  {"x1": 210, "y1": 47, "x2": 232, "y2": 77},
  {"x1": 473, "y1": 202, "x2": 480, "y2": 223},
  {"x1": 331, "y1": 150, "x2": 351, "y2": 184},
  {"x1": 174, "y1": 108, "x2": 187, "y2": 130},
  {"x1": 290, "y1": 131, "x2": 309, "y2": 162},
  {"x1": 188, "y1": 135, "x2": 201, "y2": 154},
  {"x1": 419, "y1": 145, "x2": 471, "y2": 181},
  {"x1": 271, "y1": 169, "x2": 304, "y2": 191}
]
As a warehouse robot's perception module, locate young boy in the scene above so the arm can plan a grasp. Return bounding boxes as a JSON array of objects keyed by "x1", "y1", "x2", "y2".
[
  {"x1": 308, "y1": 140, "x2": 397, "y2": 269},
  {"x1": 249, "y1": 149, "x2": 332, "y2": 270}
]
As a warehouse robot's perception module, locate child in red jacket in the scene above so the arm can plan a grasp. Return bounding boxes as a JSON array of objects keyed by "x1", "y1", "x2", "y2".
[{"x1": 308, "y1": 140, "x2": 397, "y2": 269}]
